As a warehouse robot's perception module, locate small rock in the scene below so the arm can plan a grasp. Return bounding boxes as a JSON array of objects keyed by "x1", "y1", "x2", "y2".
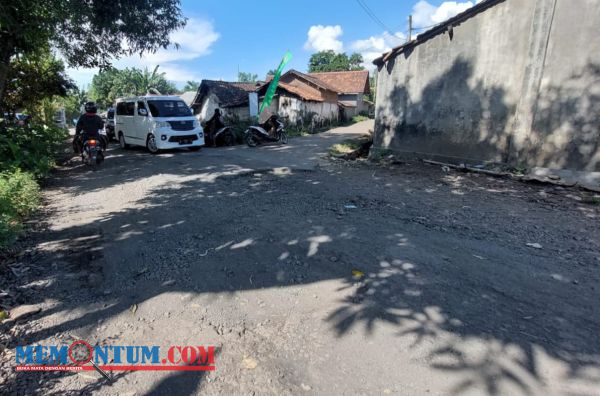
[
  {"x1": 10, "y1": 305, "x2": 42, "y2": 321},
  {"x1": 301, "y1": 383, "x2": 312, "y2": 391},
  {"x1": 329, "y1": 256, "x2": 338, "y2": 262},
  {"x1": 573, "y1": 280, "x2": 579, "y2": 285},
  {"x1": 526, "y1": 243, "x2": 543, "y2": 249},
  {"x1": 241, "y1": 357, "x2": 258, "y2": 370}
]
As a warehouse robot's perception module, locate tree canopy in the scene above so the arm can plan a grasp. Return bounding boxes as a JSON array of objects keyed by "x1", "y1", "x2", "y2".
[
  {"x1": 308, "y1": 51, "x2": 365, "y2": 73},
  {"x1": 89, "y1": 66, "x2": 177, "y2": 108},
  {"x1": 183, "y1": 81, "x2": 200, "y2": 92},
  {"x1": 0, "y1": 0, "x2": 186, "y2": 107},
  {"x1": 238, "y1": 72, "x2": 258, "y2": 83},
  {"x1": 0, "y1": 48, "x2": 75, "y2": 113}
]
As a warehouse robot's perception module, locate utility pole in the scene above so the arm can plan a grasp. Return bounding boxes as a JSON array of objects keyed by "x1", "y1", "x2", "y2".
[{"x1": 408, "y1": 14, "x2": 413, "y2": 41}]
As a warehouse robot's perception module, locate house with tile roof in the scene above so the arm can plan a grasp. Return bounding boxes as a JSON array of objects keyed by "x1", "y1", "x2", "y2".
[
  {"x1": 308, "y1": 70, "x2": 371, "y2": 118},
  {"x1": 258, "y1": 69, "x2": 340, "y2": 128}
]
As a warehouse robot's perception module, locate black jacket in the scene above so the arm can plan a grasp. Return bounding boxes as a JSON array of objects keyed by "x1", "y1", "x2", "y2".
[{"x1": 76, "y1": 113, "x2": 104, "y2": 139}]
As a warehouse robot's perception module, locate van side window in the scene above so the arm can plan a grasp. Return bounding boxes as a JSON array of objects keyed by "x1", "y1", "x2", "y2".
[
  {"x1": 125, "y1": 102, "x2": 135, "y2": 116},
  {"x1": 116, "y1": 102, "x2": 127, "y2": 115},
  {"x1": 137, "y1": 101, "x2": 147, "y2": 115}
]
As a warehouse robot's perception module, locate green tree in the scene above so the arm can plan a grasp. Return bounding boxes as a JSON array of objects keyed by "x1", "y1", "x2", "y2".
[
  {"x1": 238, "y1": 72, "x2": 258, "y2": 83},
  {"x1": 0, "y1": 47, "x2": 75, "y2": 114},
  {"x1": 349, "y1": 53, "x2": 365, "y2": 71},
  {"x1": 308, "y1": 50, "x2": 365, "y2": 72},
  {"x1": 89, "y1": 66, "x2": 177, "y2": 107},
  {"x1": 183, "y1": 80, "x2": 200, "y2": 91},
  {"x1": 132, "y1": 66, "x2": 176, "y2": 95},
  {"x1": 89, "y1": 68, "x2": 120, "y2": 108},
  {"x1": 0, "y1": 0, "x2": 186, "y2": 108}
]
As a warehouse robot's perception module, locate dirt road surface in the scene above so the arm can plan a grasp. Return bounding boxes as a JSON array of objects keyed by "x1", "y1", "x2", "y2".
[{"x1": 1, "y1": 120, "x2": 599, "y2": 395}]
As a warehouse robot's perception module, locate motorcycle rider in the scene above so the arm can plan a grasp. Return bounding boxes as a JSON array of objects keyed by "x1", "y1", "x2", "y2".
[
  {"x1": 74, "y1": 102, "x2": 104, "y2": 153},
  {"x1": 204, "y1": 108, "x2": 225, "y2": 146}
]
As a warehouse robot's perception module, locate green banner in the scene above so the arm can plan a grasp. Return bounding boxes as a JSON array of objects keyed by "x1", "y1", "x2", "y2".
[{"x1": 259, "y1": 51, "x2": 292, "y2": 115}]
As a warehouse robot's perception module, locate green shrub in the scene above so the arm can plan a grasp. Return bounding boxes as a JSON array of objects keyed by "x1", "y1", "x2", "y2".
[
  {"x1": 0, "y1": 121, "x2": 65, "y2": 249},
  {"x1": 0, "y1": 122, "x2": 68, "y2": 177},
  {"x1": 0, "y1": 170, "x2": 40, "y2": 248},
  {"x1": 351, "y1": 115, "x2": 370, "y2": 123}
]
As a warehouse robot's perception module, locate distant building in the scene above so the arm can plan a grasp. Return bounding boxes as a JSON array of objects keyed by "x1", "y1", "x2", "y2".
[
  {"x1": 257, "y1": 69, "x2": 339, "y2": 128},
  {"x1": 191, "y1": 80, "x2": 261, "y2": 121},
  {"x1": 308, "y1": 70, "x2": 371, "y2": 119}
]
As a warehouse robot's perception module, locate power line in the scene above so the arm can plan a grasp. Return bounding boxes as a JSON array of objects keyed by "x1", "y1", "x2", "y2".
[
  {"x1": 355, "y1": 0, "x2": 404, "y2": 42},
  {"x1": 412, "y1": 22, "x2": 441, "y2": 31}
]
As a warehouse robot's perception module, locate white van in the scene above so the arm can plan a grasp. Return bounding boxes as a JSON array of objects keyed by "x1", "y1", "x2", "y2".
[{"x1": 115, "y1": 95, "x2": 204, "y2": 153}]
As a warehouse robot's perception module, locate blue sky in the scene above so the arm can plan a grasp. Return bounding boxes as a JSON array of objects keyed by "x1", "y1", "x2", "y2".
[{"x1": 67, "y1": 0, "x2": 482, "y2": 89}]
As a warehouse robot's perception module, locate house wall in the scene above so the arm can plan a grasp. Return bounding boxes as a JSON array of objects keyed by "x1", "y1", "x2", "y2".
[
  {"x1": 197, "y1": 92, "x2": 251, "y2": 122},
  {"x1": 340, "y1": 93, "x2": 370, "y2": 117},
  {"x1": 277, "y1": 95, "x2": 338, "y2": 127},
  {"x1": 198, "y1": 94, "x2": 220, "y2": 121},
  {"x1": 258, "y1": 97, "x2": 280, "y2": 123},
  {"x1": 374, "y1": 0, "x2": 600, "y2": 172},
  {"x1": 224, "y1": 105, "x2": 250, "y2": 122}
]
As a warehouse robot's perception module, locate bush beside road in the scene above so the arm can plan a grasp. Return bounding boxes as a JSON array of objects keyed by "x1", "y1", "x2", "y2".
[{"x1": 0, "y1": 122, "x2": 68, "y2": 249}]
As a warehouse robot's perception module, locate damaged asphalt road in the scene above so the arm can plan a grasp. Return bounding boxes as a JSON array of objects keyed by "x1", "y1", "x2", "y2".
[{"x1": 1, "y1": 121, "x2": 599, "y2": 395}]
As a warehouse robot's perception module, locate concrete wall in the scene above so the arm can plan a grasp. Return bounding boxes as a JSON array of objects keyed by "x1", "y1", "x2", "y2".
[{"x1": 374, "y1": 0, "x2": 600, "y2": 172}]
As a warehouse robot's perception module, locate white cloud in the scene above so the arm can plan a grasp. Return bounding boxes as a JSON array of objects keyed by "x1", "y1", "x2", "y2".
[
  {"x1": 350, "y1": 31, "x2": 406, "y2": 68},
  {"x1": 304, "y1": 25, "x2": 344, "y2": 53},
  {"x1": 412, "y1": 1, "x2": 478, "y2": 27},
  {"x1": 66, "y1": 18, "x2": 219, "y2": 85},
  {"x1": 141, "y1": 19, "x2": 220, "y2": 65}
]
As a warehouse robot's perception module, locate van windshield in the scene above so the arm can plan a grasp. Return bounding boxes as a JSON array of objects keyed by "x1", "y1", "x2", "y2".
[{"x1": 147, "y1": 100, "x2": 192, "y2": 117}]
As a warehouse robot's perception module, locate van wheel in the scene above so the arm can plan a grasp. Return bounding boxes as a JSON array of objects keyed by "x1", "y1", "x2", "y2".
[
  {"x1": 146, "y1": 134, "x2": 159, "y2": 154},
  {"x1": 119, "y1": 132, "x2": 129, "y2": 149}
]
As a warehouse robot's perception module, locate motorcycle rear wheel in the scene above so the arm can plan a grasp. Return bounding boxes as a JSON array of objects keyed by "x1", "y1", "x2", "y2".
[
  {"x1": 280, "y1": 132, "x2": 288, "y2": 144},
  {"x1": 246, "y1": 134, "x2": 258, "y2": 147}
]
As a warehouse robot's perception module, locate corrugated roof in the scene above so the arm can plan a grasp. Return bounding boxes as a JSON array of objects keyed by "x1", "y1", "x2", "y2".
[
  {"x1": 308, "y1": 70, "x2": 370, "y2": 94},
  {"x1": 373, "y1": 0, "x2": 504, "y2": 66}
]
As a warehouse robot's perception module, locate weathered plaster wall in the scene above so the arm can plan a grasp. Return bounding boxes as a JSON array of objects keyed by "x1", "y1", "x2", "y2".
[
  {"x1": 374, "y1": 0, "x2": 600, "y2": 172},
  {"x1": 278, "y1": 96, "x2": 338, "y2": 127}
]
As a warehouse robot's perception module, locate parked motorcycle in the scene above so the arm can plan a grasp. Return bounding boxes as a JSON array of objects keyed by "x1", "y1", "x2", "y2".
[
  {"x1": 204, "y1": 109, "x2": 235, "y2": 147},
  {"x1": 244, "y1": 115, "x2": 287, "y2": 147},
  {"x1": 82, "y1": 137, "x2": 104, "y2": 169}
]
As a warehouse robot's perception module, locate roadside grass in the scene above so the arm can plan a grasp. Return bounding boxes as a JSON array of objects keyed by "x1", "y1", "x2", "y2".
[
  {"x1": 350, "y1": 114, "x2": 370, "y2": 123},
  {"x1": 329, "y1": 135, "x2": 373, "y2": 157}
]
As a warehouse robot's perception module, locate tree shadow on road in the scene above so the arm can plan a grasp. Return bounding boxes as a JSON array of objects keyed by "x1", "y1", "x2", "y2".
[{"x1": 1, "y1": 155, "x2": 599, "y2": 394}]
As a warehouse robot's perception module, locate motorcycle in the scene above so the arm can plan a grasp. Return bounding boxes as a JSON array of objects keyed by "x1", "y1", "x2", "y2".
[
  {"x1": 82, "y1": 137, "x2": 104, "y2": 169},
  {"x1": 244, "y1": 115, "x2": 287, "y2": 147},
  {"x1": 204, "y1": 109, "x2": 235, "y2": 147}
]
